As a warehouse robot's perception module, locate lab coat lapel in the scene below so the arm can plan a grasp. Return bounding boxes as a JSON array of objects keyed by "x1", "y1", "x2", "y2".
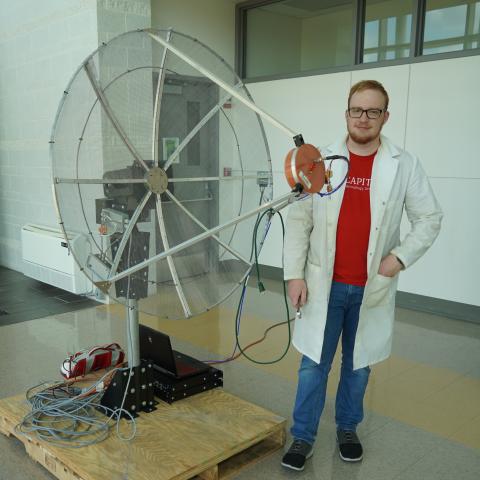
[
  {"x1": 324, "y1": 138, "x2": 349, "y2": 250},
  {"x1": 368, "y1": 136, "x2": 399, "y2": 271}
]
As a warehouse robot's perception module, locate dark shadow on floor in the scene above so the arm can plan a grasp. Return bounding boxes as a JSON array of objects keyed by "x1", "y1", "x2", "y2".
[{"x1": 0, "y1": 266, "x2": 99, "y2": 327}]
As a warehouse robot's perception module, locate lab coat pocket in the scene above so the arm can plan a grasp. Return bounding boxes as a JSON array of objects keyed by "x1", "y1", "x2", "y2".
[
  {"x1": 365, "y1": 274, "x2": 394, "y2": 308},
  {"x1": 303, "y1": 260, "x2": 323, "y2": 305}
]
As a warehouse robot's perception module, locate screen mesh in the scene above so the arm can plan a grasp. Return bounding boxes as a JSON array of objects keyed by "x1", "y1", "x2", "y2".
[{"x1": 51, "y1": 29, "x2": 273, "y2": 319}]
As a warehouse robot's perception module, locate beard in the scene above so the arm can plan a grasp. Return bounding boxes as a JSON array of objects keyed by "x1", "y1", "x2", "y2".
[{"x1": 347, "y1": 124, "x2": 383, "y2": 145}]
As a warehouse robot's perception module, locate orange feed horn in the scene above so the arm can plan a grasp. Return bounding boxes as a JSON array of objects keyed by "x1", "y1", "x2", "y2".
[{"x1": 284, "y1": 144, "x2": 325, "y2": 193}]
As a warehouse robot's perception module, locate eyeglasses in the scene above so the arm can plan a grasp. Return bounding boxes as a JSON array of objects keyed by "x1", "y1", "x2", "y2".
[{"x1": 347, "y1": 107, "x2": 385, "y2": 119}]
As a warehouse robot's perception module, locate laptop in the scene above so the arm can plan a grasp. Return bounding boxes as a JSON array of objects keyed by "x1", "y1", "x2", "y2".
[{"x1": 139, "y1": 324, "x2": 210, "y2": 379}]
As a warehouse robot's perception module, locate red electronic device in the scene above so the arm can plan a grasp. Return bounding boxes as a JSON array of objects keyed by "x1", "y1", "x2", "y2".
[
  {"x1": 60, "y1": 343, "x2": 125, "y2": 379},
  {"x1": 284, "y1": 143, "x2": 326, "y2": 194}
]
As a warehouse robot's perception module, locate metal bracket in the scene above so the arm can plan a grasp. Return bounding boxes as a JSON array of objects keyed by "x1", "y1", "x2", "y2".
[{"x1": 101, "y1": 361, "x2": 157, "y2": 418}]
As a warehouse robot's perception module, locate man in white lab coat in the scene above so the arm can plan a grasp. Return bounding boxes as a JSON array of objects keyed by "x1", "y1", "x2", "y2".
[{"x1": 281, "y1": 80, "x2": 442, "y2": 471}]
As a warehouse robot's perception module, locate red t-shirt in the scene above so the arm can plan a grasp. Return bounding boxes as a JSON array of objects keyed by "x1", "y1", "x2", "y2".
[{"x1": 332, "y1": 150, "x2": 376, "y2": 286}]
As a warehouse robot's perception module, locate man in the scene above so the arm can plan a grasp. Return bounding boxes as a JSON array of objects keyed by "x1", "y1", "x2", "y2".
[{"x1": 281, "y1": 80, "x2": 442, "y2": 471}]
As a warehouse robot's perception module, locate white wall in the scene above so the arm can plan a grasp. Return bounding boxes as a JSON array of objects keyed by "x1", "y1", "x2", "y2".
[
  {"x1": 301, "y1": 6, "x2": 352, "y2": 71},
  {"x1": 151, "y1": 0, "x2": 236, "y2": 66},
  {"x1": 246, "y1": 8, "x2": 302, "y2": 77},
  {"x1": 0, "y1": 0, "x2": 151, "y2": 272},
  {"x1": 400, "y1": 56, "x2": 480, "y2": 305},
  {"x1": 249, "y1": 55, "x2": 480, "y2": 306}
]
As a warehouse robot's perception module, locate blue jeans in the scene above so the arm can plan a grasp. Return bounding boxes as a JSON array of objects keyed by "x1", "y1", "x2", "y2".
[{"x1": 291, "y1": 281, "x2": 370, "y2": 445}]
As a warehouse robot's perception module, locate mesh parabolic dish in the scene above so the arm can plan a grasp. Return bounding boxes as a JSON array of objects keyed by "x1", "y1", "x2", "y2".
[{"x1": 50, "y1": 29, "x2": 273, "y2": 319}]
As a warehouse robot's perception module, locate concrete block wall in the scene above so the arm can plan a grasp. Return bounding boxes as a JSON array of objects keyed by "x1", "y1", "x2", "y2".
[
  {"x1": 96, "y1": 0, "x2": 152, "y2": 173},
  {"x1": 0, "y1": 0, "x2": 151, "y2": 272},
  {"x1": 97, "y1": 0, "x2": 151, "y2": 44}
]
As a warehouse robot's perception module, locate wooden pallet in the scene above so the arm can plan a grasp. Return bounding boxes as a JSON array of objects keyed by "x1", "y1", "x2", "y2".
[{"x1": 0, "y1": 388, "x2": 285, "y2": 480}]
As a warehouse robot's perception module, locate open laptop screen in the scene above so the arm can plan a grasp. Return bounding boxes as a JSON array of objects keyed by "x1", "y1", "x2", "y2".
[
  {"x1": 139, "y1": 324, "x2": 178, "y2": 375},
  {"x1": 139, "y1": 324, "x2": 211, "y2": 379}
]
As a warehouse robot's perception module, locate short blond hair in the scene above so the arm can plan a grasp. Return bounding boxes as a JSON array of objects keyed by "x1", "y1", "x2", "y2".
[{"x1": 348, "y1": 80, "x2": 389, "y2": 110}]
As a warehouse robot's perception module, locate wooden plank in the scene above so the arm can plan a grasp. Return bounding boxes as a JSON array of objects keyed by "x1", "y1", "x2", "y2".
[
  {"x1": 0, "y1": 389, "x2": 285, "y2": 480},
  {"x1": 197, "y1": 465, "x2": 218, "y2": 480},
  {"x1": 218, "y1": 424, "x2": 286, "y2": 480},
  {"x1": 23, "y1": 439, "x2": 83, "y2": 480}
]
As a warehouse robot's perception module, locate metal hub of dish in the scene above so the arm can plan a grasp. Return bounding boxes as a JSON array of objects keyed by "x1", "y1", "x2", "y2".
[{"x1": 145, "y1": 167, "x2": 168, "y2": 194}]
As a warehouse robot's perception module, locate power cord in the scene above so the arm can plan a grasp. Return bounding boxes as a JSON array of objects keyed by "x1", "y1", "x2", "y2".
[
  {"x1": 232, "y1": 207, "x2": 293, "y2": 364},
  {"x1": 206, "y1": 315, "x2": 295, "y2": 365},
  {"x1": 204, "y1": 155, "x2": 349, "y2": 366},
  {"x1": 202, "y1": 205, "x2": 291, "y2": 365}
]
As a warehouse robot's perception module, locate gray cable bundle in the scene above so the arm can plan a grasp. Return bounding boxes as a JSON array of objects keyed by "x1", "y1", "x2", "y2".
[{"x1": 16, "y1": 368, "x2": 136, "y2": 448}]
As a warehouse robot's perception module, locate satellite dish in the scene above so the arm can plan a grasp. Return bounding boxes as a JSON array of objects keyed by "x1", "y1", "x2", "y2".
[
  {"x1": 51, "y1": 29, "x2": 278, "y2": 321},
  {"x1": 50, "y1": 29, "x2": 332, "y2": 412}
]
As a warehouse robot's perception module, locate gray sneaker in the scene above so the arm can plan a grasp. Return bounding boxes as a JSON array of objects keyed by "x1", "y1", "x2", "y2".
[
  {"x1": 281, "y1": 439, "x2": 313, "y2": 471},
  {"x1": 337, "y1": 429, "x2": 363, "y2": 462}
]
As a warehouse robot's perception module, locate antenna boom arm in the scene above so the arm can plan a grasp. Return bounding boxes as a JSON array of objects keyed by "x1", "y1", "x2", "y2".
[
  {"x1": 104, "y1": 191, "x2": 297, "y2": 285},
  {"x1": 147, "y1": 30, "x2": 298, "y2": 140}
]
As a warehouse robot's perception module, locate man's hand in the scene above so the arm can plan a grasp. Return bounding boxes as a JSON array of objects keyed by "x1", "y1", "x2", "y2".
[
  {"x1": 378, "y1": 254, "x2": 403, "y2": 278},
  {"x1": 288, "y1": 279, "x2": 308, "y2": 309}
]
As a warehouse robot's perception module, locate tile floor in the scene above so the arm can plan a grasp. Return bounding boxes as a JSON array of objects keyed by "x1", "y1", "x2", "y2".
[
  {"x1": 0, "y1": 266, "x2": 99, "y2": 327},
  {"x1": 0, "y1": 278, "x2": 479, "y2": 480}
]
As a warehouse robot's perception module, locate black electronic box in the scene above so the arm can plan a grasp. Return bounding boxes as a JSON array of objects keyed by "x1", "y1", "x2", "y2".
[{"x1": 152, "y1": 365, "x2": 223, "y2": 404}]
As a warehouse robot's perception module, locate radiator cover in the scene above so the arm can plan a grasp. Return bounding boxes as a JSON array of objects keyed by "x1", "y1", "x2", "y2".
[{"x1": 21, "y1": 224, "x2": 90, "y2": 294}]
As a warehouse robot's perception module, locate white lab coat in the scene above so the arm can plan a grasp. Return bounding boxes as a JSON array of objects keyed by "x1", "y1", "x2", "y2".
[{"x1": 283, "y1": 135, "x2": 442, "y2": 369}]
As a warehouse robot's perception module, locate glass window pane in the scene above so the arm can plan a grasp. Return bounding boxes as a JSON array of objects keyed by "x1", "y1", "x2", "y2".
[
  {"x1": 245, "y1": 0, "x2": 354, "y2": 79},
  {"x1": 423, "y1": 0, "x2": 480, "y2": 55},
  {"x1": 364, "y1": 20, "x2": 380, "y2": 49},
  {"x1": 475, "y1": 2, "x2": 480, "y2": 47},
  {"x1": 363, "y1": 0, "x2": 413, "y2": 64}
]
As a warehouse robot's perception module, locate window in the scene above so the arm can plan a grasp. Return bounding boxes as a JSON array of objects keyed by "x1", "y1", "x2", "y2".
[
  {"x1": 244, "y1": 0, "x2": 354, "y2": 78},
  {"x1": 237, "y1": 0, "x2": 480, "y2": 80},
  {"x1": 423, "y1": 0, "x2": 480, "y2": 54},
  {"x1": 363, "y1": 0, "x2": 414, "y2": 63}
]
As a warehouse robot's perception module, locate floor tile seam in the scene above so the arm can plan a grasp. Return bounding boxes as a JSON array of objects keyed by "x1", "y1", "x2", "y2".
[
  {"x1": 375, "y1": 414, "x2": 480, "y2": 476},
  {"x1": 367, "y1": 369, "x2": 467, "y2": 405},
  {"x1": 385, "y1": 354, "x2": 468, "y2": 380},
  {"x1": 381, "y1": 354, "x2": 470, "y2": 383},
  {"x1": 419, "y1": 371, "x2": 480, "y2": 405},
  {"x1": 390, "y1": 449, "x2": 430, "y2": 480},
  {"x1": 0, "y1": 311, "x2": 51, "y2": 322},
  {"x1": 362, "y1": 417, "x2": 394, "y2": 438},
  {"x1": 367, "y1": 401, "x2": 464, "y2": 437},
  {"x1": 447, "y1": 412, "x2": 480, "y2": 441},
  {"x1": 374, "y1": 404, "x2": 480, "y2": 452},
  {"x1": 464, "y1": 362, "x2": 480, "y2": 379},
  {"x1": 11, "y1": 307, "x2": 74, "y2": 316},
  {"x1": 368, "y1": 365, "x2": 417, "y2": 389},
  {"x1": 361, "y1": 423, "x2": 436, "y2": 480}
]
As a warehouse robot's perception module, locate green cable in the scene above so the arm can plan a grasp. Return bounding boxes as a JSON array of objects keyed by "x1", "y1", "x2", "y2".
[{"x1": 235, "y1": 208, "x2": 293, "y2": 364}]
